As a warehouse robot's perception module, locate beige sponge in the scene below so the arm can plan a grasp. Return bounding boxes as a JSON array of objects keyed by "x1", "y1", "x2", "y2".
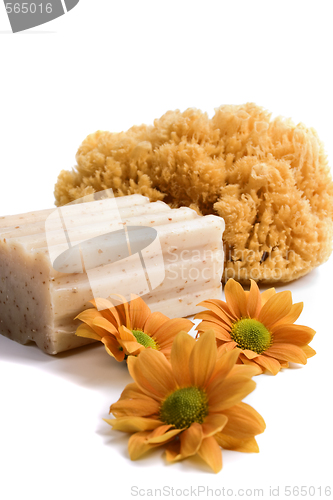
[{"x1": 54, "y1": 103, "x2": 333, "y2": 283}]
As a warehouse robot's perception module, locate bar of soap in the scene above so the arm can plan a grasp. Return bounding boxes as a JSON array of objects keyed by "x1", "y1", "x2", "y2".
[{"x1": 0, "y1": 194, "x2": 224, "y2": 354}]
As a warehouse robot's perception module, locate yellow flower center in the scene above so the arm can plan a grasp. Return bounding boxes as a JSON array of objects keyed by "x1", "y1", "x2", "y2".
[
  {"x1": 160, "y1": 387, "x2": 209, "y2": 429},
  {"x1": 230, "y1": 318, "x2": 272, "y2": 354},
  {"x1": 131, "y1": 329, "x2": 158, "y2": 349}
]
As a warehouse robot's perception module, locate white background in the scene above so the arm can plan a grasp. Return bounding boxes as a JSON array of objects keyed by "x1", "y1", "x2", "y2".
[{"x1": 0, "y1": 2, "x2": 332, "y2": 499}]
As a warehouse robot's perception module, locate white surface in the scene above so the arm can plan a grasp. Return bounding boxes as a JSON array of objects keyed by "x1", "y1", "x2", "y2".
[{"x1": 0, "y1": 1, "x2": 333, "y2": 499}]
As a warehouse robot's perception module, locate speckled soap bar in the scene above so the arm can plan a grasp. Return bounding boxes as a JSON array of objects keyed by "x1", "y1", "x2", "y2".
[{"x1": 0, "y1": 194, "x2": 224, "y2": 354}]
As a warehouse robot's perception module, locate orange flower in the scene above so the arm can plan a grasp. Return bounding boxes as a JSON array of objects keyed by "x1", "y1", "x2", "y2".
[
  {"x1": 105, "y1": 330, "x2": 265, "y2": 473},
  {"x1": 195, "y1": 279, "x2": 316, "y2": 375},
  {"x1": 75, "y1": 295, "x2": 193, "y2": 361}
]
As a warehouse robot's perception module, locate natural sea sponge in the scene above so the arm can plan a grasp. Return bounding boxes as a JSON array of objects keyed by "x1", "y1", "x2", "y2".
[{"x1": 54, "y1": 103, "x2": 333, "y2": 283}]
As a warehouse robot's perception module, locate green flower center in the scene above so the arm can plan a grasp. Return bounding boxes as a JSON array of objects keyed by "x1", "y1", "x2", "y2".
[
  {"x1": 160, "y1": 387, "x2": 209, "y2": 429},
  {"x1": 131, "y1": 329, "x2": 158, "y2": 349},
  {"x1": 230, "y1": 318, "x2": 272, "y2": 354}
]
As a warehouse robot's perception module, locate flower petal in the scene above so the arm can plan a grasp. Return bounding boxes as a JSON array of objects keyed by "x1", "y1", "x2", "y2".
[
  {"x1": 154, "y1": 318, "x2": 193, "y2": 346},
  {"x1": 272, "y1": 324, "x2": 316, "y2": 346},
  {"x1": 101, "y1": 335, "x2": 125, "y2": 361},
  {"x1": 189, "y1": 330, "x2": 217, "y2": 387},
  {"x1": 170, "y1": 331, "x2": 195, "y2": 387},
  {"x1": 110, "y1": 396, "x2": 160, "y2": 418},
  {"x1": 260, "y1": 287, "x2": 276, "y2": 306},
  {"x1": 215, "y1": 433, "x2": 259, "y2": 453},
  {"x1": 74, "y1": 308, "x2": 103, "y2": 323},
  {"x1": 89, "y1": 298, "x2": 120, "y2": 325},
  {"x1": 129, "y1": 296, "x2": 152, "y2": 331},
  {"x1": 197, "y1": 436, "x2": 222, "y2": 473},
  {"x1": 147, "y1": 428, "x2": 182, "y2": 444},
  {"x1": 208, "y1": 374, "x2": 256, "y2": 412},
  {"x1": 179, "y1": 422, "x2": 203, "y2": 457},
  {"x1": 146, "y1": 424, "x2": 172, "y2": 438},
  {"x1": 104, "y1": 416, "x2": 161, "y2": 432},
  {"x1": 165, "y1": 440, "x2": 181, "y2": 462},
  {"x1": 89, "y1": 297, "x2": 114, "y2": 310},
  {"x1": 238, "y1": 354, "x2": 264, "y2": 373},
  {"x1": 264, "y1": 343, "x2": 307, "y2": 364},
  {"x1": 106, "y1": 294, "x2": 134, "y2": 327},
  {"x1": 197, "y1": 321, "x2": 231, "y2": 341},
  {"x1": 224, "y1": 279, "x2": 248, "y2": 318},
  {"x1": 228, "y1": 364, "x2": 261, "y2": 378},
  {"x1": 253, "y1": 354, "x2": 281, "y2": 375},
  {"x1": 144, "y1": 311, "x2": 170, "y2": 334},
  {"x1": 221, "y1": 402, "x2": 266, "y2": 438},
  {"x1": 258, "y1": 291, "x2": 292, "y2": 329},
  {"x1": 217, "y1": 341, "x2": 239, "y2": 354},
  {"x1": 247, "y1": 280, "x2": 262, "y2": 318},
  {"x1": 159, "y1": 347, "x2": 172, "y2": 360},
  {"x1": 207, "y1": 348, "x2": 241, "y2": 387},
  {"x1": 118, "y1": 325, "x2": 136, "y2": 341},
  {"x1": 117, "y1": 382, "x2": 149, "y2": 401},
  {"x1": 128, "y1": 431, "x2": 161, "y2": 460},
  {"x1": 118, "y1": 339, "x2": 144, "y2": 356},
  {"x1": 75, "y1": 324, "x2": 101, "y2": 341},
  {"x1": 202, "y1": 414, "x2": 228, "y2": 437},
  {"x1": 272, "y1": 302, "x2": 303, "y2": 327},
  {"x1": 242, "y1": 349, "x2": 260, "y2": 359},
  {"x1": 92, "y1": 316, "x2": 118, "y2": 334},
  {"x1": 195, "y1": 310, "x2": 230, "y2": 327},
  {"x1": 106, "y1": 302, "x2": 126, "y2": 328},
  {"x1": 112, "y1": 383, "x2": 160, "y2": 414},
  {"x1": 302, "y1": 345, "x2": 316, "y2": 358},
  {"x1": 195, "y1": 301, "x2": 234, "y2": 327},
  {"x1": 155, "y1": 336, "x2": 175, "y2": 352},
  {"x1": 207, "y1": 355, "x2": 258, "y2": 399},
  {"x1": 75, "y1": 309, "x2": 106, "y2": 336},
  {"x1": 127, "y1": 350, "x2": 177, "y2": 400}
]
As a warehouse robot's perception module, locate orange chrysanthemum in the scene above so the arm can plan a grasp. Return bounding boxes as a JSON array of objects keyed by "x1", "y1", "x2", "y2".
[
  {"x1": 105, "y1": 330, "x2": 265, "y2": 473},
  {"x1": 75, "y1": 295, "x2": 193, "y2": 361},
  {"x1": 195, "y1": 279, "x2": 316, "y2": 375}
]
